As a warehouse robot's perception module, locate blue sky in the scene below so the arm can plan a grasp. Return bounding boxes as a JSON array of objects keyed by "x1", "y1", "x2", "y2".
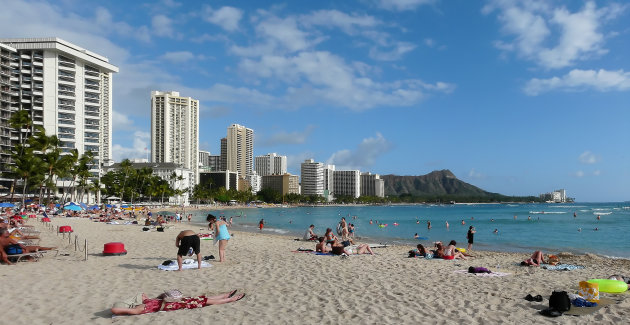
[{"x1": 1, "y1": 0, "x2": 629, "y2": 202}]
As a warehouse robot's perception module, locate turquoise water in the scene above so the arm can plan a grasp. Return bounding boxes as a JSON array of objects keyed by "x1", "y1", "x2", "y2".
[{"x1": 181, "y1": 203, "x2": 630, "y2": 258}]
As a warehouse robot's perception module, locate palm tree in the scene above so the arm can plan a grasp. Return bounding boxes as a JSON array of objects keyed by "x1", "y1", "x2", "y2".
[
  {"x1": 29, "y1": 128, "x2": 65, "y2": 203},
  {"x1": 63, "y1": 149, "x2": 79, "y2": 203},
  {"x1": 10, "y1": 146, "x2": 44, "y2": 206},
  {"x1": 76, "y1": 151, "x2": 94, "y2": 203},
  {"x1": 7, "y1": 110, "x2": 32, "y2": 201},
  {"x1": 118, "y1": 159, "x2": 133, "y2": 202}
]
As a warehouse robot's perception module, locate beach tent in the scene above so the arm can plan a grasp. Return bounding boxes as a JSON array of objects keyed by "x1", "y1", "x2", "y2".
[
  {"x1": 0, "y1": 202, "x2": 15, "y2": 208},
  {"x1": 88, "y1": 205, "x2": 99, "y2": 210},
  {"x1": 64, "y1": 205, "x2": 83, "y2": 211}
]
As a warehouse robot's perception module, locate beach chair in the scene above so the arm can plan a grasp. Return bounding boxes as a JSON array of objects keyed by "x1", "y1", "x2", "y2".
[{"x1": 6, "y1": 251, "x2": 44, "y2": 262}]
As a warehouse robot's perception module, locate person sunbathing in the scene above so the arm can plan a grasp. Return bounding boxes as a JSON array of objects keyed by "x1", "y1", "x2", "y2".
[
  {"x1": 608, "y1": 275, "x2": 630, "y2": 289},
  {"x1": 330, "y1": 239, "x2": 374, "y2": 256},
  {"x1": 0, "y1": 228, "x2": 56, "y2": 264},
  {"x1": 110, "y1": 290, "x2": 245, "y2": 315},
  {"x1": 324, "y1": 228, "x2": 337, "y2": 244},
  {"x1": 521, "y1": 250, "x2": 545, "y2": 266},
  {"x1": 444, "y1": 240, "x2": 468, "y2": 260},
  {"x1": 409, "y1": 244, "x2": 429, "y2": 257},
  {"x1": 315, "y1": 237, "x2": 330, "y2": 253},
  {"x1": 432, "y1": 242, "x2": 445, "y2": 259}
]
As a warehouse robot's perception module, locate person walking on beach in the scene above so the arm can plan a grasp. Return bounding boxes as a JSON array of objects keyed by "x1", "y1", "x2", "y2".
[
  {"x1": 207, "y1": 214, "x2": 230, "y2": 263},
  {"x1": 466, "y1": 226, "x2": 476, "y2": 252},
  {"x1": 175, "y1": 230, "x2": 202, "y2": 271},
  {"x1": 259, "y1": 219, "x2": 264, "y2": 231}
]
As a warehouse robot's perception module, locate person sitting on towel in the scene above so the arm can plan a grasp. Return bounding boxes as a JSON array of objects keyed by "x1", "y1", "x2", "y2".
[
  {"x1": 443, "y1": 240, "x2": 468, "y2": 260},
  {"x1": 330, "y1": 239, "x2": 374, "y2": 256},
  {"x1": 315, "y1": 237, "x2": 330, "y2": 253},
  {"x1": 303, "y1": 225, "x2": 318, "y2": 241}
]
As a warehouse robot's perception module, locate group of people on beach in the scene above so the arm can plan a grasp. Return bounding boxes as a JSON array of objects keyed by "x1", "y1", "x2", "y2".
[
  {"x1": 304, "y1": 217, "x2": 374, "y2": 256},
  {"x1": 0, "y1": 210, "x2": 56, "y2": 265}
]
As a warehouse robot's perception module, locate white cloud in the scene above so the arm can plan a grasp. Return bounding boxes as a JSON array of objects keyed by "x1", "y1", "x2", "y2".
[
  {"x1": 593, "y1": 170, "x2": 601, "y2": 176},
  {"x1": 300, "y1": 10, "x2": 381, "y2": 35},
  {"x1": 112, "y1": 111, "x2": 134, "y2": 130},
  {"x1": 259, "y1": 125, "x2": 316, "y2": 146},
  {"x1": 524, "y1": 69, "x2": 630, "y2": 95},
  {"x1": 94, "y1": 7, "x2": 151, "y2": 42},
  {"x1": 369, "y1": 41, "x2": 416, "y2": 61},
  {"x1": 468, "y1": 168, "x2": 485, "y2": 179},
  {"x1": 112, "y1": 131, "x2": 150, "y2": 161},
  {"x1": 159, "y1": 51, "x2": 199, "y2": 63},
  {"x1": 202, "y1": 6, "x2": 243, "y2": 32},
  {"x1": 327, "y1": 133, "x2": 393, "y2": 170},
  {"x1": 152, "y1": 15, "x2": 174, "y2": 37},
  {"x1": 376, "y1": 0, "x2": 437, "y2": 11},
  {"x1": 484, "y1": 1, "x2": 625, "y2": 69},
  {"x1": 578, "y1": 151, "x2": 599, "y2": 164},
  {"x1": 574, "y1": 170, "x2": 585, "y2": 178}
]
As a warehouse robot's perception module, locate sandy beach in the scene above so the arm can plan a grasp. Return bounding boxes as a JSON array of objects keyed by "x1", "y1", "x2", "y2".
[{"x1": 1, "y1": 214, "x2": 628, "y2": 325}]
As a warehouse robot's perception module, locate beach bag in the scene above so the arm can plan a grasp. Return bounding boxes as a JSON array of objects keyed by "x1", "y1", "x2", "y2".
[
  {"x1": 549, "y1": 291, "x2": 571, "y2": 312},
  {"x1": 6, "y1": 244, "x2": 23, "y2": 255},
  {"x1": 547, "y1": 255, "x2": 559, "y2": 266},
  {"x1": 578, "y1": 281, "x2": 599, "y2": 303}
]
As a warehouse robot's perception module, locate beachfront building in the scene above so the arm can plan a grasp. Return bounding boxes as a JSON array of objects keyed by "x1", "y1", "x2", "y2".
[
  {"x1": 360, "y1": 172, "x2": 385, "y2": 198},
  {"x1": 301, "y1": 159, "x2": 324, "y2": 196},
  {"x1": 207, "y1": 155, "x2": 221, "y2": 172},
  {"x1": 323, "y1": 164, "x2": 335, "y2": 202},
  {"x1": 104, "y1": 162, "x2": 193, "y2": 205},
  {"x1": 199, "y1": 150, "x2": 210, "y2": 168},
  {"x1": 247, "y1": 171, "x2": 262, "y2": 194},
  {"x1": 150, "y1": 91, "x2": 199, "y2": 185},
  {"x1": 0, "y1": 38, "x2": 118, "y2": 199},
  {"x1": 219, "y1": 137, "x2": 227, "y2": 171},
  {"x1": 333, "y1": 170, "x2": 361, "y2": 199},
  {"x1": 199, "y1": 170, "x2": 238, "y2": 191},
  {"x1": 226, "y1": 124, "x2": 253, "y2": 180},
  {"x1": 540, "y1": 189, "x2": 568, "y2": 203},
  {"x1": 255, "y1": 153, "x2": 287, "y2": 176},
  {"x1": 261, "y1": 173, "x2": 300, "y2": 196}
]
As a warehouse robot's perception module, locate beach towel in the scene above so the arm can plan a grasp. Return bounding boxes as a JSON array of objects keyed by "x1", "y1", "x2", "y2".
[
  {"x1": 562, "y1": 297, "x2": 614, "y2": 316},
  {"x1": 158, "y1": 259, "x2": 212, "y2": 271},
  {"x1": 541, "y1": 264, "x2": 585, "y2": 271},
  {"x1": 453, "y1": 269, "x2": 511, "y2": 277}
]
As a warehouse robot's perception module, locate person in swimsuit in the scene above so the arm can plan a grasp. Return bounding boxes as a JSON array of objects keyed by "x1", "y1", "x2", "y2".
[
  {"x1": 324, "y1": 228, "x2": 337, "y2": 244},
  {"x1": 315, "y1": 237, "x2": 330, "y2": 253},
  {"x1": 521, "y1": 250, "x2": 545, "y2": 266},
  {"x1": 444, "y1": 240, "x2": 468, "y2": 260},
  {"x1": 110, "y1": 290, "x2": 245, "y2": 315},
  {"x1": 330, "y1": 239, "x2": 374, "y2": 255},
  {"x1": 207, "y1": 214, "x2": 230, "y2": 263},
  {"x1": 258, "y1": 219, "x2": 264, "y2": 231},
  {"x1": 175, "y1": 230, "x2": 202, "y2": 271},
  {"x1": 466, "y1": 226, "x2": 476, "y2": 252}
]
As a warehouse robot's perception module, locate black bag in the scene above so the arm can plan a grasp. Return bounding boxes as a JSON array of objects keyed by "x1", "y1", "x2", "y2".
[{"x1": 549, "y1": 291, "x2": 571, "y2": 312}]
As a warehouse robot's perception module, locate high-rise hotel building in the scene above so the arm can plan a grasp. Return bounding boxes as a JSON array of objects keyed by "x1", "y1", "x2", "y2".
[
  {"x1": 0, "y1": 38, "x2": 118, "y2": 190},
  {"x1": 150, "y1": 91, "x2": 199, "y2": 184},
  {"x1": 255, "y1": 153, "x2": 287, "y2": 176},
  {"x1": 226, "y1": 124, "x2": 253, "y2": 179}
]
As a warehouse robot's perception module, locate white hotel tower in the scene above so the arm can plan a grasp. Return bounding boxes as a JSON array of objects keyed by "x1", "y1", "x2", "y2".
[
  {"x1": 150, "y1": 91, "x2": 199, "y2": 184},
  {"x1": 0, "y1": 38, "x2": 118, "y2": 192}
]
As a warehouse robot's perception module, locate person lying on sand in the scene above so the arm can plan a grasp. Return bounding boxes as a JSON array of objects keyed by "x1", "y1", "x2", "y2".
[
  {"x1": 110, "y1": 290, "x2": 245, "y2": 315},
  {"x1": 521, "y1": 250, "x2": 545, "y2": 266},
  {"x1": 608, "y1": 275, "x2": 630, "y2": 289},
  {"x1": 330, "y1": 239, "x2": 374, "y2": 256}
]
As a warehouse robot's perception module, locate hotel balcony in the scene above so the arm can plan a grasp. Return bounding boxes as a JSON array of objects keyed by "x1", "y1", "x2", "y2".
[
  {"x1": 20, "y1": 69, "x2": 31, "y2": 75},
  {"x1": 33, "y1": 76, "x2": 43, "y2": 81},
  {"x1": 33, "y1": 61, "x2": 43, "y2": 67},
  {"x1": 20, "y1": 98, "x2": 31, "y2": 104},
  {"x1": 20, "y1": 54, "x2": 31, "y2": 60}
]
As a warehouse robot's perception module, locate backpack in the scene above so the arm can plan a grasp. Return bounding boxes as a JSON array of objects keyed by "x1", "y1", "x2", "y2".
[{"x1": 549, "y1": 291, "x2": 571, "y2": 312}]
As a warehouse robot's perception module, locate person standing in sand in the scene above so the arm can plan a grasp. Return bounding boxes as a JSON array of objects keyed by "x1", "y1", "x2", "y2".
[
  {"x1": 175, "y1": 230, "x2": 202, "y2": 271},
  {"x1": 207, "y1": 214, "x2": 230, "y2": 263}
]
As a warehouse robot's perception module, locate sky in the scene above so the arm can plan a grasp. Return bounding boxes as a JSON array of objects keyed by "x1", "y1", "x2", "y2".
[{"x1": 1, "y1": 0, "x2": 629, "y2": 202}]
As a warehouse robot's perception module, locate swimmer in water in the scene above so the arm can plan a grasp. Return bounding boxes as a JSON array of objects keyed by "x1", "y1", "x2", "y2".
[
  {"x1": 445, "y1": 221, "x2": 449, "y2": 229},
  {"x1": 527, "y1": 216, "x2": 531, "y2": 221},
  {"x1": 514, "y1": 215, "x2": 517, "y2": 220},
  {"x1": 491, "y1": 218, "x2": 495, "y2": 222},
  {"x1": 461, "y1": 220, "x2": 465, "y2": 225},
  {"x1": 369, "y1": 219, "x2": 373, "y2": 225},
  {"x1": 597, "y1": 215, "x2": 601, "y2": 220},
  {"x1": 573, "y1": 212, "x2": 577, "y2": 218},
  {"x1": 578, "y1": 228, "x2": 582, "y2": 232},
  {"x1": 427, "y1": 221, "x2": 432, "y2": 230},
  {"x1": 414, "y1": 233, "x2": 419, "y2": 239},
  {"x1": 493, "y1": 229, "x2": 498, "y2": 234}
]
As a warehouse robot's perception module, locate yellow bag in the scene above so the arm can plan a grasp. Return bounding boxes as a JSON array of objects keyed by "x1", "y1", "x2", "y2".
[{"x1": 578, "y1": 281, "x2": 599, "y2": 303}]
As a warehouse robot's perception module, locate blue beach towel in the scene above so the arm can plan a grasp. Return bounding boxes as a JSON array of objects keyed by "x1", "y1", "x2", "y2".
[{"x1": 541, "y1": 263, "x2": 585, "y2": 271}]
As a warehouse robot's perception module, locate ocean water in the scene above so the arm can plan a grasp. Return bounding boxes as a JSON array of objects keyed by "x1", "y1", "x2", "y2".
[{"x1": 177, "y1": 202, "x2": 630, "y2": 258}]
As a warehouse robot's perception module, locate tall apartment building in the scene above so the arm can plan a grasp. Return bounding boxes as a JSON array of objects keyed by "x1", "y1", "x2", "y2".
[
  {"x1": 360, "y1": 172, "x2": 385, "y2": 197},
  {"x1": 0, "y1": 38, "x2": 118, "y2": 193},
  {"x1": 219, "y1": 137, "x2": 227, "y2": 171},
  {"x1": 323, "y1": 164, "x2": 335, "y2": 201},
  {"x1": 198, "y1": 150, "x2": 210, "y2": 167},
  {"x1": 226, "y1": 124, "x2": 253, "y2": 179},
  {"x1": 151, "y1": 91, "x2": 199, "y2": 184},
  {"x1": 255, "y1": 152, "x2": 287, "y2": 176},
  {"x1": 208, "y1": 155, "x2": 221, "y2": 171},
  {"x1": 333, "y1": 170, "x2": 361, "y2": 199},
  {"x1": 300, "y1": 159, "x2": 324, "y2": 196}
]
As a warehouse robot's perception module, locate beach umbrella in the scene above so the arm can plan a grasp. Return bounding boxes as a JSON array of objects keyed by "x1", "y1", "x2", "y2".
[
  {"x1": 105, "y1": 204, "x2": 113, "y2": 208},
  {"x1": 88, "y1": 205, "x2": 99, "y2": 210},
  {"x1": 0, "y1": 202, "x2": 15, "y2": 208},
  {"x1": 64, "y1": 205, "x2": 83, "y2": 211}
]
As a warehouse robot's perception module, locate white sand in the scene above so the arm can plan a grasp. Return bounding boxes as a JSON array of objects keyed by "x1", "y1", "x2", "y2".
[{"x1": 1, "y1": 215, "x2": 628, "y2": 324}]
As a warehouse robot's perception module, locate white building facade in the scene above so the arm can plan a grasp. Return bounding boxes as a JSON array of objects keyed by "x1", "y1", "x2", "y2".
[
  {"x1": 226, "y1": 124, "x2": 253, "y2": 180},
  {"x1": 151, "y1": 91, "x2": 199, "y2": 185},
  {"x1": 333, "y1": 170, "x2": 361, "y2": 199},
  {"x1": 300, "y1": 159, "x2": 324, "y2": 196},
  {"x1": 0, "y1": 38, "x2": 118, "y2": 198},
  {"x1": 255, "y1": 152, "x2": 287, "y2": 176},
  {"x1": 360, "y1": 172, "x2": 385, "y2": 198}
]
